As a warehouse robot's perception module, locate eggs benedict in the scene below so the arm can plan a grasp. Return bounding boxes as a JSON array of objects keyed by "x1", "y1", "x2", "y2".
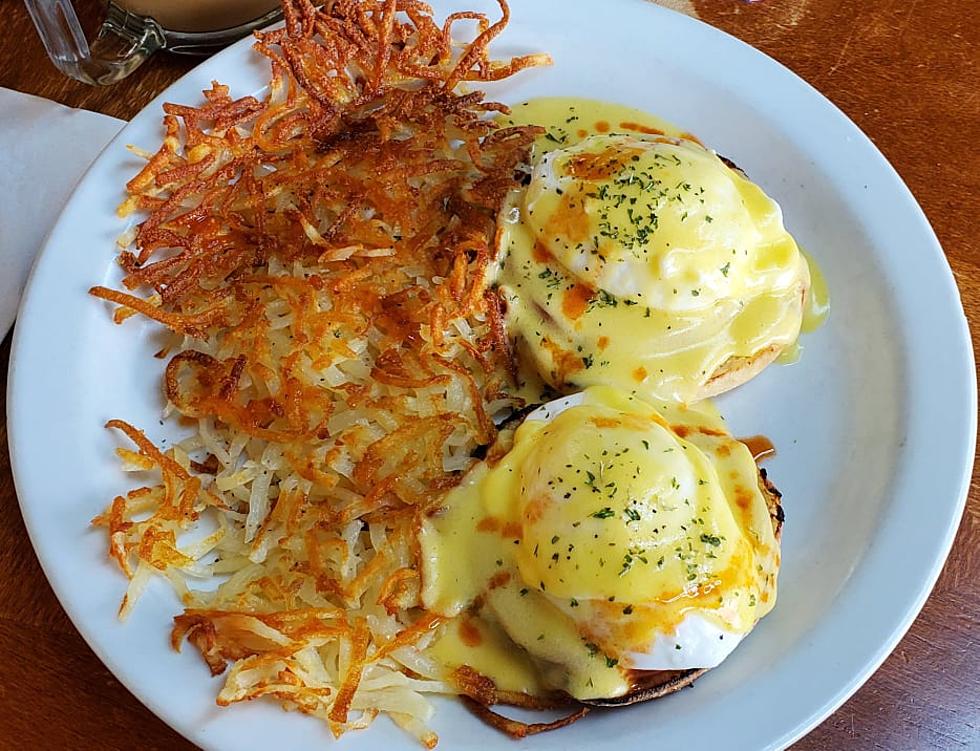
[
  {"x1": 495, "y1": 98, "x2": 815, "y2": 404},
  {"x1": 420, "y1": 386, "x2": 783, "y2": 703}
]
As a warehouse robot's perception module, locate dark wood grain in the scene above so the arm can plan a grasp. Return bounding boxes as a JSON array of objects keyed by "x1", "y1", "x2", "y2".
[{"x1": 0, "y1": 1, "x2": 977, "y2": 749}]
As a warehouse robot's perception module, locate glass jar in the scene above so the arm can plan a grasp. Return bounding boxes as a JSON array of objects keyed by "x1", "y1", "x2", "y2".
[{"x1": 25, "y1": 0, "x2": 282, "y2": 85}]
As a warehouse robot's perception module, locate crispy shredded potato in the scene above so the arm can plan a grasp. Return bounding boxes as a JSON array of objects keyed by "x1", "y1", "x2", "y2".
[{"x1": 90, "y1": 0, "x2": 552, "y2": 743}]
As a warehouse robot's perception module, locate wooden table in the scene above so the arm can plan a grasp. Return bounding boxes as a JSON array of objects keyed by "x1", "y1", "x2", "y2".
[{"x1": 1, "y1": 1, "x2": 977, "y2": 748}]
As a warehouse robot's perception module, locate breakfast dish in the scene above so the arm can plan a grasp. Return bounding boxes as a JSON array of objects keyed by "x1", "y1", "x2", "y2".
[
  {"x1": 422, "y1": 387, "x2": 784, "y2": 706},
  {"x1": 497, "y1": 98, "x2": 820, "y2": 403},
  {"x1": 80, "y1": 0, "x2": 821, "y2": 742},
  {"x1": 8, "y1": 0, "x2": 974, "y2": 749}
]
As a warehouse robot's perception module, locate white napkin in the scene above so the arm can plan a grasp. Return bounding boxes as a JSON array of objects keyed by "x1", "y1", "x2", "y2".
[{"x1": 0, "y1": 88, "x2": 125, "y2": 338}]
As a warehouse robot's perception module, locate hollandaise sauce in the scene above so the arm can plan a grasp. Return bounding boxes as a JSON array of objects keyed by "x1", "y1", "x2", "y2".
[
  {"x1": 801, "y1": 249, "x2": 830, "y2": 333},
  {"x1": 495, "y1": 97, "x2": 826, "y2": 404},
  {"x1": 420, "y1": 386, "x2": 780, "y2": 700},
  {"x1": 777, "y1": 249, "x2": 830, "y2": 364}
]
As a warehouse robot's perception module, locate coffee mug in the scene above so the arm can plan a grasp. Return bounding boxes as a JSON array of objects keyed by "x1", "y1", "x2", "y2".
[{"x1": 25, "y1": 0, "x2": 282, "y2": 85}]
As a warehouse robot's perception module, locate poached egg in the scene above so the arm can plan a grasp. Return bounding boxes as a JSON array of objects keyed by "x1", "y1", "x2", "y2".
[
  {"x1": 420, "y1": 386, "x2": 780, "y2": 701},
  {"x1": 495, "y1": 97, "x2": 818, "y2": 404}
]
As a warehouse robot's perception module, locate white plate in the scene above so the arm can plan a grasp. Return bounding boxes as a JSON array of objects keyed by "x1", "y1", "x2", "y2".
[{"x1": 7, "y1": 1, "x2": 976, "y2": 750}]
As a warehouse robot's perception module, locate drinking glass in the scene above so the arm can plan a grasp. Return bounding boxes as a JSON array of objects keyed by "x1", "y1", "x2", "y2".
[{"x1": 25, "y1": 0, "x2": 282, "y2": 85}]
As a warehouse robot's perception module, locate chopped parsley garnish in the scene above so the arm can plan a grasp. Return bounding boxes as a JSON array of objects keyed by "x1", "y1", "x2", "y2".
[
  {"x1": 544, "y1": 128, "x2": 569, "y2": 145},
  {"x1": 537, "y1": 267, "x2": 562, "y2": 289},
  {"x1": 587, "y1": 288, "x2": 619, "y2": 311}
]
